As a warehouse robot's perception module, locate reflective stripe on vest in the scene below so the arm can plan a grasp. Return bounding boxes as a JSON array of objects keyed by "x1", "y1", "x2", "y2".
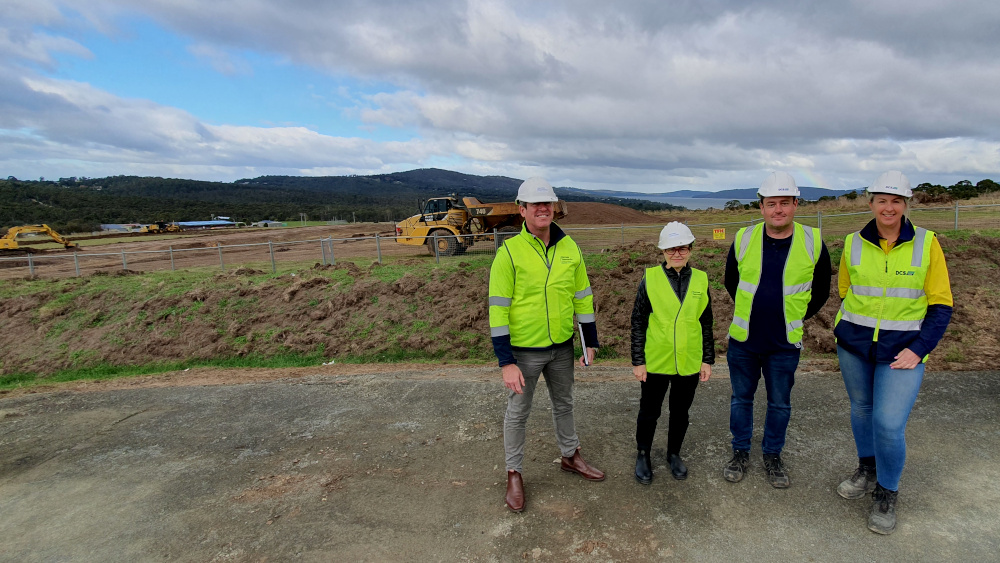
[
  {"x1": 644, "y1": 267, "x2": 709, "y2": 375},
  {"x1": 728, "y1": 222, "x2": 821, "y2": 343},
  {"x1": 836, "y1": 227, "x2": 932, "y2": 338}
]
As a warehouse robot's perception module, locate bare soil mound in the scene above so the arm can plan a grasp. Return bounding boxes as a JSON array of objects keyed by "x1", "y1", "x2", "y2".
[
  {"x1": 561, "y1": 202, "x2": 658, "y2": 225},
  {"x1": 0, "y1": 233, "x2": 996, "y2": 379}
]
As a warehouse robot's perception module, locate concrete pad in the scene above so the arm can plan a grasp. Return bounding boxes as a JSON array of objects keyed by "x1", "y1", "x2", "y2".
[{"x1": 1, "y1": 365, "x2": 998, "y2": 561}]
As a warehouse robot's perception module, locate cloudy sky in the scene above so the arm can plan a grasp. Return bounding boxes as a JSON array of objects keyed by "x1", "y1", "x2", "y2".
[{"x1": 2, "y1": 0, "x2": 999, "y2": 193}]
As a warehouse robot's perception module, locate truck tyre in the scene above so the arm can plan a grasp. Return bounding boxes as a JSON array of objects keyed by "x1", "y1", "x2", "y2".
[
  {"x1": 496, "y1": 226, "x2": 519, "y2": 244},
  {"x1": 428, "y1": 230, "x2": 458, "y2": 257}
]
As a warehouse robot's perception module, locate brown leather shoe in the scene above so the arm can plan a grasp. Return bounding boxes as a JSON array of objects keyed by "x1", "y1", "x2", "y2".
[
  {"x1": 560, "y1": 448, "x2": 605, "y2": 481},
  {"x1": 505, "y1": 470, "x2": 525, "y2": 512}
]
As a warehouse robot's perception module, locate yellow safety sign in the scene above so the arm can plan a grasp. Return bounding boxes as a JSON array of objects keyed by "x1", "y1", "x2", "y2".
[{"x1": 713, "y1": 228, "x2": 726, "y2": 240}]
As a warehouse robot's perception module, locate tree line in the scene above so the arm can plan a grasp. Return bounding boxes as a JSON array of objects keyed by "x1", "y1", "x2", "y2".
[{"x1": 1, "y1": 168, "x2": 680, "y2": 234}]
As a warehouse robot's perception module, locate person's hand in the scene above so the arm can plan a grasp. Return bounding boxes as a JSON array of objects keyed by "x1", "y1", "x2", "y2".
[
  {"x1": 890, "y1": 348, "x2": 921, "y2": 370},
  {"x1": 502, "y1": 364, "x2": 525, "y2": 394},
  {"x1": 699, "y1": 363, "x2": 712, "y2": 382},
  {"x1": 578, "y1": 347, "x2": 596, "y2": 367},
  {"x1": 633, "y1": 364, "x2": 647, "y2": 382}
]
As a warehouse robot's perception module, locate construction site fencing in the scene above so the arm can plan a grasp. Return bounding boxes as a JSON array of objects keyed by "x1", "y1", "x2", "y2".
[{"x1": 2, "y1": 204, "x2": 998, "y2": 280}]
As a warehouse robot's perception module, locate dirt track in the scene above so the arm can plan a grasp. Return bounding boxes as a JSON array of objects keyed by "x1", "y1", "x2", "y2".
[
  {"x1": 2, "y1": 362, "x2": 999, "y2": 561},
  {"x1": 0, "y1": 202, "x2": 665, "y2": 280}
]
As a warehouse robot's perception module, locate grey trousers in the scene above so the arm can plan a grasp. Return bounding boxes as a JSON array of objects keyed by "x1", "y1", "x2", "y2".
[{"x1": 504, "y1": 345, "x2": 580, "y2": 472}]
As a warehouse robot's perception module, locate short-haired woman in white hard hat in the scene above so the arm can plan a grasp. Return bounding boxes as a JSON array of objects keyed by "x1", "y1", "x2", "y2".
[
  {"x1": 630, "y1": 221, "x2": 715, "y2": 485},
  {"x1": 834, "y1": 171, "x2": 953, "y2": 535}
]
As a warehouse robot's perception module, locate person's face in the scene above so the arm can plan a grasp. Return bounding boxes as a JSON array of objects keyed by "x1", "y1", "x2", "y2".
[
  {"x1": 520, "y1": 201, "x2": 554, "y2": 232},
  {"x1": 662, "y1": 245, "x2": 691, "y2": 269},
  {"x1": 869, "y1": 194, "x2": 907, "y2": 231},
  {"x1": 760, "y1": 196, "x2": 798, "y2": 230}
]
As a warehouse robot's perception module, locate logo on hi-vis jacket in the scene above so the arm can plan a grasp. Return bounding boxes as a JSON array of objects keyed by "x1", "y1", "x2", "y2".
[{"x1": 895, "y1": 270, "x2": 915, "y2": 276}]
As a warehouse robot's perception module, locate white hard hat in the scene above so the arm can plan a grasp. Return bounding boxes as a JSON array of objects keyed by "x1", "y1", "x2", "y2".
[
  {"x1": 516, "y1": 177, "x2": 559, "y2": 203},
  {"x1": 757, "y1": 171, "x2": 801, "y2": 198},
  {"x1": 658, "y1": 221, "x2": 695, "y2": 249},
  {"x1": 867, "y1": 170, "x2": 912, "y2": 198}
]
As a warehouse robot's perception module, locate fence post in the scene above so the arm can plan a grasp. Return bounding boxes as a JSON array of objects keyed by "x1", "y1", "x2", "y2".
[
  {"x1": 328, "y1": 238, "x2": 336, "y2": 265},
  {"x1": 433, "y1": 233, "x2": 440, "y2": 264},
  {"x1": 817, "y1": 210, "x2": 823, "y2": 233},
  {"x1": 376, "y1": 233, "x2": 382, "y2": 264},
  {"x1": 121, "y1": 249, "x2": 128, "y2": 271},
  {"x1": 269, "y1": 241, "x2": 276, "y2": 273},
  {"x1": 169, "y1": 246, "x2": 175, "y2": 271},
  {"x1": 217, "y1": 243, "x2": 225, "y2": 271},
  {"x1": 493, "y1": 228, "x2": 499, "y2": 253},
  {"x1": 955, "y1": 202, "x2": 960, "y2": 231},
  {"x1": 621, "y1": 223, "x2": 625, "y2": 246},
  {"x1": 28, "y1": 253, "x2": 34, "y2": 277},
  {"x1": 321, "y1": 238, "x2": 328, "y2": 265},
  {"x1": 74, "y1": 251, "x2": 80, "y2": 277}
]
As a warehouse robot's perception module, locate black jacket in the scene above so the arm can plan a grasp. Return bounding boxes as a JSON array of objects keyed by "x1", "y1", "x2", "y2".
[{"x1": 630, "y1": 264, "x2": 715, "y2": 370}]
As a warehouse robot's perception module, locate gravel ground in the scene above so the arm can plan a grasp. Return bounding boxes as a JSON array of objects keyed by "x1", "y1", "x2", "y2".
[{"x1": 1, "y1": 363, "x2": 998, "y2": 562}]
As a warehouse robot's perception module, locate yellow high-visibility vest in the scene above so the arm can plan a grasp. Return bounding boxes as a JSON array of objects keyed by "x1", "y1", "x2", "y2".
[
  {"x1": 729, "y1": 222, "x2": 821, "y2": 344},
  {"x1": 644, "y1": 266, "x2": 709, "y2": 375}
]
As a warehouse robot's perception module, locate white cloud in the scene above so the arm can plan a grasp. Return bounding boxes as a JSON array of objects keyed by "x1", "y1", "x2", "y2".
[{"x1": 1, "y1": 0, "x2": 999, "y2": 190}]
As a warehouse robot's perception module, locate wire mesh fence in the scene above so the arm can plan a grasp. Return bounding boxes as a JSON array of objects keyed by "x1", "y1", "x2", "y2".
[{"x1": 2, "y1": 204, "x2": 998, "y2": 280}]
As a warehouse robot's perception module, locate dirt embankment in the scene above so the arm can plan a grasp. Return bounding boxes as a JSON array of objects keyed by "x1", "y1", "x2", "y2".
[{"x1": 1, "y1": 233, "x2": 998, "y2": 378}]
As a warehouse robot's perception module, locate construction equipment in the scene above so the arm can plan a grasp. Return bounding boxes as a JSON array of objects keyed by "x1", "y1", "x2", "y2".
[
  {"x1": 140, "y1": 221, "x2": 183, "y2": 233},
  {"x1": 0, "y1": 224, "x2": 79, "y2": 250},
  {"x1": 394, "y1": 195, "x2": 567, "y2": 256}
]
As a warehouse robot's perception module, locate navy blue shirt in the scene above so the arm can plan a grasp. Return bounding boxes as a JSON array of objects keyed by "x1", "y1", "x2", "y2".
[{"x1": 724, "y1": 230, "x2": 831, "y2": 354}]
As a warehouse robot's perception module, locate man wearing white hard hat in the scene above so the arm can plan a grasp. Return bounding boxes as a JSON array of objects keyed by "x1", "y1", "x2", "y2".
[
  {"x1": 488, "y1": 177, "x2": 603, "y2": 513},
  {"x1": 630, "y1": 222, "x2": 715, "y2": 485},
  {"x1": 723, "y1": 171, "x2": 831, "y2": 488},
  {"x1": 833, "y1": 171, "x2": 952, "y2": 534}
]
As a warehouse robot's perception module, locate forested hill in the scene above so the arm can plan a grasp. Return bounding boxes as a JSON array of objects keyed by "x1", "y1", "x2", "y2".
[{"x1": 0, "y1": 169, "x2": 680, "y2": 233}]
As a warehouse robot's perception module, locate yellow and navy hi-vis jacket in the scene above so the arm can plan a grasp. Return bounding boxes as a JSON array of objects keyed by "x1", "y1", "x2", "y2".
[
  {"x1": 834, "y1": 217, "x2": 953, "y2": 363},
  {"x1": 644, "y1": 266, "x2": 710, "y2": 375},
  {"x1": 489, "y1": 222, "x2": 597, "y2": 366},
  {"x1": 729, "y1": 221, "x2": 821, "y2": 345}
]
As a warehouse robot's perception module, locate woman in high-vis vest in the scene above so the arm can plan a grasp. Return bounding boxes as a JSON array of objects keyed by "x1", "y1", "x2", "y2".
[
  {"x1": 834, "y1": 171, "x2": 953, "y2": 535},
  {"x1": 630, "y1": 222, "x2": 714, "y2": 485}
]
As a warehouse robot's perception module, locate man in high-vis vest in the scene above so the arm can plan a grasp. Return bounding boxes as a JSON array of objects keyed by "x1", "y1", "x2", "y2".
[
  {"x1": 722, "y1": 172, "x2": 831, "y2": 488},
  {"x1": 489, "y1": 177, "x2": 603, "y2": 513}
]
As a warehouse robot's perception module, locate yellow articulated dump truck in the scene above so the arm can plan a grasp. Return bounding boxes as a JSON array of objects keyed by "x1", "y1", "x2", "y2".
[
  {"x1": 140, "y1": 221, "x2": 182, "y2": 233},
  {"x1": 394, "y1": 195, "x2": 567, "y2": 256}
]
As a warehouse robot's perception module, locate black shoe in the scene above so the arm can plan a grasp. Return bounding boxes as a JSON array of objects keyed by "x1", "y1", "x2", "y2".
[
  {"x1": 667, "y1": 453, "x2": 688, "y2": 480},
  {"x1": 723, "y1": 450, "x2": 749, "y2": 483},
  {"x1": 763, "y1": 453, "x2": 790, "y2": 488},
  {"x1": 869, "y1": 483, "x2": 898, "y2": 535},
  {"x1": 635, "y1": 450, "x2": 652, "y2": 485}
]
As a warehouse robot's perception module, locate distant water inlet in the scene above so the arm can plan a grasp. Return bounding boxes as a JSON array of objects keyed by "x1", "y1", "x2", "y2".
[{"x1": 616, "y1": 195, "x2": 756, "y2": 210}]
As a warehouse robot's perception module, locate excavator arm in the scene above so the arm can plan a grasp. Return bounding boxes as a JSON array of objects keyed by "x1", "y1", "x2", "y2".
[{"x1": 0, "y1": 224, "x2": 78, "y2": 250}]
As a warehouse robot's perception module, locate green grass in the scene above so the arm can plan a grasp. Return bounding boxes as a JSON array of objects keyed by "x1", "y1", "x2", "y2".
[{"x1": 0, "y1": 351, "x2": 332, "y2": 391}]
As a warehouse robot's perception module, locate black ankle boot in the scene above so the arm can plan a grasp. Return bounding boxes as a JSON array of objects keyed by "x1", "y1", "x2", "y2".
[
  {"x1": 635, "y1": 450, "x2": 652, "y2": 485},
  {"x1": 668, "y1": 453, "x2": 688, "y2": 480}
]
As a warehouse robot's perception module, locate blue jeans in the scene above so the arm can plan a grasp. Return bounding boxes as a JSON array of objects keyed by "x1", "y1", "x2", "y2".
[
  {"x1": 837, "y1": 345, "x2": 925, "y2": 491},
  {"x1": 728, "y1": 344, "x2": 800, "y2": 454}
]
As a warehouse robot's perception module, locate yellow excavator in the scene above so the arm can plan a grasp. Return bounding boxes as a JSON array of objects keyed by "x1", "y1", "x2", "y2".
[{"x1": 0, "y1": 224, "x2": 79, "y2": 250}]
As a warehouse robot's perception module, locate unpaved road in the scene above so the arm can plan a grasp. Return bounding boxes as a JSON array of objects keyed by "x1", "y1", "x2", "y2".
[{"x1": 1, "y1": 362, "x2": 998, "y2": 562}]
